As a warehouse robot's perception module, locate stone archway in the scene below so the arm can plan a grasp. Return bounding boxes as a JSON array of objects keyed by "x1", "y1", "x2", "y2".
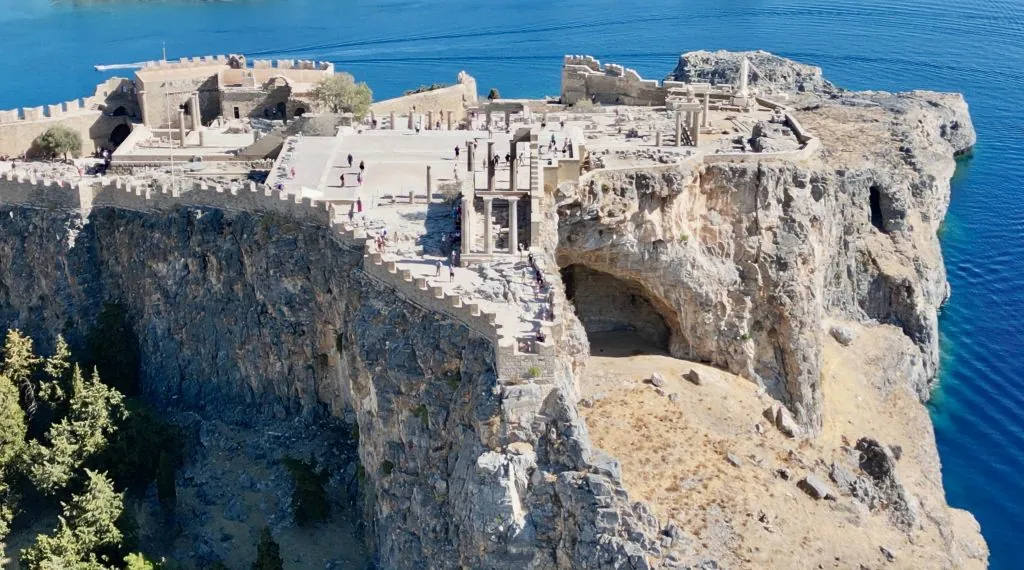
[
  {"x1": 560, "y1": 264, "x2": 673, "y2": 356},
  {"x1": 109, "y1": 124, "x2": 131, "y2": 147},
  {"x1": 294, "y1": 107, "x2": 306, "y2": 117},
  {"x1": 110, "y1": 106, "x2": 129, "y2": 117}
]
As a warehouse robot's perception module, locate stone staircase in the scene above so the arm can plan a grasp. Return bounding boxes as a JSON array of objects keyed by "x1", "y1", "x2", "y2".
[{"x1": 356, "y1": 236, "x2": 564, "y2": 384}]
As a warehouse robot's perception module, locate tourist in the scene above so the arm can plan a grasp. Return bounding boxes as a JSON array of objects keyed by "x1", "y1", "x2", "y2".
[
  {"x1": 356, "y1": 198, "x2": 363, "y2": 213},
  {"x1": 340, "y1": 173, "x2": 345, "y2": 187},
  {"x1": 359, "y1": 160, "x2": 365, "y2": 172},
  {"x1": 449, "y1": 264, "x2": 455, "y2": 282},
  {"x1": 454, "y1": 145, "x2": 460, "y2": 159},
  {"x1": 449, "y1": 250, "x2": 456, "y2": 267},
  {"x1": 435, "y1": 260, "x2": 442, "y2": 278},
  {"x1": 348, "y1": 153, "x2": 353, "y2": 167},
  {"x1": 289, "y1": 166, "x2": 296, "y2": 179},
  {"x1": 357, "y1": 172, "x2": 363, "y2": 185},
  {"x1": 505, "y1": 153, "x2": 511, "y2": 166}
]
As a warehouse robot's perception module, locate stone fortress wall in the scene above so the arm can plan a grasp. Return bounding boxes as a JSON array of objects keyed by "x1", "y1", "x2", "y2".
[
  {"x1": 371, "y1": 71, "x2": 479, "y2": 124},
  {"x1": 0, "y1": 77, "x2": 137, "y2": 157},
  {"x1": 562, "y1": 55, "x2": 739, "y2": 107},
  {"x1": 0, "y1": 170, "x2": 562, "y2": 383}
]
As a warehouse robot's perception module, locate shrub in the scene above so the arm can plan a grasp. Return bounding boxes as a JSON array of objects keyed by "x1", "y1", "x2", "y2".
[
  {"x1": 35, "y1": 126, "x2": 82, "y2": 161},
  {"x1": 526, "y1": 366, "x2": 542, "y2": 378},
  {"x1": 487, "y1": 88, "x2": 500, "y2": 100},
  {"x1": 403, "y1": 83, "x2": 450, "y2": 95},
  {"x1": 282, "y1": 457, "x2": 330, "y2": 526},
  {"x1": 412, "y1": 404, "x2": 428, "y2": 427}
]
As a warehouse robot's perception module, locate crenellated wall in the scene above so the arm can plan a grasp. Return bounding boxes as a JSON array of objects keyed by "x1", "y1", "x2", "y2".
[{"x1": 0, "y1": 77, "x2": 137, "y2": 157}]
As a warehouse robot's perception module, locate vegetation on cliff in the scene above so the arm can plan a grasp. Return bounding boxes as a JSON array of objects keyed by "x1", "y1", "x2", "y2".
[{"x1": 0, "y1": 328, "x2": 178, "y2": 568}]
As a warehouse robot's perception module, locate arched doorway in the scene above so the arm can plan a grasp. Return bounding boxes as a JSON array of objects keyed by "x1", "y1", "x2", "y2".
[
  {"x1": 110, "y1": 106, "x2": 128, "y2": 117},
  {"x1": 275, "y1": 101, "x2": 286, "y2": 118},
  {"x1": 294, "y1": 107, "x2": 306, "y2": 117},
  {"x1": 561, "y1": 264, "x2": 672, "y2": 356},
  {"x1": 109, "y1": 124, "x2": 131, "y2": 147}
]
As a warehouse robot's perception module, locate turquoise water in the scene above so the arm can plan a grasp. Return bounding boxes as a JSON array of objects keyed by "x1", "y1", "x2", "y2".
[{"x1": 2, "y1": 0, "x2": 1022, "y2": 566}]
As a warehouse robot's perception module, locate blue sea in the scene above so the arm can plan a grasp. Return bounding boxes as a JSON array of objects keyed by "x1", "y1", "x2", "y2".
[{"x1": 1, "y1": 0, "x2": 1021, "y2": 566}]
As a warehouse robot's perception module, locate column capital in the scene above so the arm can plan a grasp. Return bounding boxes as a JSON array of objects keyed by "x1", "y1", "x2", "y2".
[{"x1": 482, "y1": 195, "x2": 495, "y2": 203}]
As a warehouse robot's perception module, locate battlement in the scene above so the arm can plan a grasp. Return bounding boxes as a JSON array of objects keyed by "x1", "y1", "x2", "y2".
[
  {"x1": 141, "y1": 54, "x2": 234, "y2": 70},
  {"x1": 0, "y1": 172, "x2": 335, "y2": 229},
  {"x1": 251, "y1": 59, "x2": 334, "y2": 72},
  {"x1": 0, "y1": 98, "x2": 95, "y2": 124}
]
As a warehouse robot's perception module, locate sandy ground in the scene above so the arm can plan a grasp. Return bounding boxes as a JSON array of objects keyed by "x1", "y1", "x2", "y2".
[{"x1": 579, "y1": 326, "x2": 986, "y2": 570}]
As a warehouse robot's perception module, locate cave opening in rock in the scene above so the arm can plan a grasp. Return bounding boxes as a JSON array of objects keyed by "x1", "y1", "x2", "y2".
[
  {"x1": 869, "y1": 184, "x2": 885, "y2": 231},
  {"x1": 560, "y1": 264, "x2": 671, "y2": 356}
]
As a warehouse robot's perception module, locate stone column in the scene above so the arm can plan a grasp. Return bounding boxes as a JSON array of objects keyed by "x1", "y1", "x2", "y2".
[
  {"x1": 738, "y1": 57, "x2": 750, "y2": 98},
  {"x1": 483, "y1": 196, "x2": 494, "y2": 254},
  {"x1": 487, "y1": 141, "x2": 495, "y2": 193},
  {"x1": 190, "y1": 93, "x2": 201, "y2": 131},
  {"x1": 504, "y1": 110, "x2": 511, "y2": 130},
  {"x1": 427, "y1": 110, "x2": 434, "y2": 130},
  {"x1": 447, "y1": 111, "x2": 453, "y2": 130},
  {"x1": 467, "y1": 141, "x2": 475, "y2": 172},
  {"x1": 703, "y1": 92, "x2": 710, "y2": 127},
  {"x1": 655, "y1": 131, "x2": 662, "y2": 147},
  {"x1": 390, "y1": 111, "x2": 396, "y2": 130},
  {"x1": 675, "y1": 111, "x2": 682, "y2": 147},
  {"x1": 542, "y1": 111, "x2": 548, "y2": 126},
  {"x1": 508, "y1": 197, "x2": 518, "y2": 254},
  {"x1": 461, "y1": 196, "x2": 473, "y2": 255},
  {"x1": 408, "y1": 111, "x2": 414, "y2": 130},
  {"x1": 426, "y1": 165, "x2": 432, "y2": 195},
  {"x1": 690, "y1": 111, "x2": 701, "y2": 146},
  {"x1": 510, "y1": 139, "x2": 519, "y2": 191},
  {"x1": 486, "y1": 109, "x2": 492, "y2": 129},
  {"x1": 178, "y1": 109, "x2": 186, "y2": 147}
]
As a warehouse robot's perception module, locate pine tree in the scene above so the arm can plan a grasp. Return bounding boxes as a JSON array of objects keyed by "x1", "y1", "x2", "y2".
[
  {"x1": 40, "y1": 335, "x2": 72, "y2": 406},
  {"x1": 2, "y1": 329, "x2": 41, "y2": 417},
  {"x1": 156, "y1": 451, "x2": 176, "y2": 512},
  {"x1": 251, "y1": 526, "x2": 284, "y2": 570},
  {"x1": 25, "y1": 366, "x2": 126, "y2": 494},
  {"x1": 20, "y1": 469, "x2": 124, "y2": 570}
]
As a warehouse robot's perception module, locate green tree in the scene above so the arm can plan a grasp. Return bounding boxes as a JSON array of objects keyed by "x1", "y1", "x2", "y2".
[
  {"x1": 310, "y1": 73, "x2": 373, "y2": 119},
  {"x1": 156, "y1": 451, "x2": 176, "y2": 512},
  {"x1": 2, "y1": 329, "x2": 41, "y2": 417},
  {"x1": 35, "y1": 126, "x2": 83, "y2": 162},
  {"x1": 40, "y1": 335, "x2": 73, "y2": 406},
  {"x1": 25, "y1": 366, "x2": 126, "y2": 494},
  {"x1": 124, "y1": 552, "x2": 163, "y2": 570},
  {"x1": 487, "y1": 88, "x2": 500, "y2": 100},
  {"x1": 251, "y1": 526, "x2": 283, "y2": 570},
  {"x1": 20, "y1": 470, "x2": 124, "y2": 570}
]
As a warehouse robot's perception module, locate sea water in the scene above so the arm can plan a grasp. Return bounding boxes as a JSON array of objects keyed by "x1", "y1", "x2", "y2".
[{"x1": 1, "y1": 0, "x2": 1022, "y2": 567}]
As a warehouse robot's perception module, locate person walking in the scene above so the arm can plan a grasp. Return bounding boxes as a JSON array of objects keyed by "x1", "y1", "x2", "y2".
[
  {"x1": 449, "y1": 264, "x2": 455, "y2": 282},
  {"x1": 359, "y1": 160, "x2": 365, "y2": 173},
  {"x1": 435, "y1": 260, "x2": 442, "y2": 278},
  {"x1": 340, "y1": 173, "x2": 345, "y2": 187},
  {"x1": 347, "y1": 153, "x2": 353, "y2": 168},
  {"x1": 454, "y1": 145, "x2": 460, "y2": 160}
]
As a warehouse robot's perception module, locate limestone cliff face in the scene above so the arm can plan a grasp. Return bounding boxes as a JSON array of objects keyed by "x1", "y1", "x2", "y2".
[
  {"x1": 556, "y1": 57, "x2": 975, "y2": 431},
  {"x1": 0, "y1": 200, "x2": 662, "y2": 569}
]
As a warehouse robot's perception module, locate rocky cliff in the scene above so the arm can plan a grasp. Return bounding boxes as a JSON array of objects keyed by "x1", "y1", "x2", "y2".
[
  {"x1": 0, "y1": 49, "x2": 985, "y2": 569},
  {"x1": 0, "y1": 184, "x2": 665, "y2": 569}
]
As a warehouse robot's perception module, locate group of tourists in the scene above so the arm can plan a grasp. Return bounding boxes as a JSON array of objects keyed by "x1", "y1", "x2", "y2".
[{"x1": 340, "y1": 154, "x2": 367, "y2": 187}]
